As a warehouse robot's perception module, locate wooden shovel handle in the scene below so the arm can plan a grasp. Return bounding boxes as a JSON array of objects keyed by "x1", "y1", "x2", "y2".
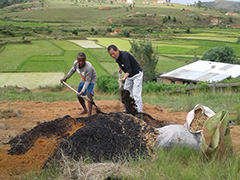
[
  {"x1": 118, "y1": 72, "x2": 122, "y2": 89},
  {"x1": 62, "y1": 81, "x2": 91, "y2": 102}
]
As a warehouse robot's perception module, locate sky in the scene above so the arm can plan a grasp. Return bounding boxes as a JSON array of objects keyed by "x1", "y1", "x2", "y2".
[{"x1": 171, "y1": 0, "x2": 240, "y2": 5}]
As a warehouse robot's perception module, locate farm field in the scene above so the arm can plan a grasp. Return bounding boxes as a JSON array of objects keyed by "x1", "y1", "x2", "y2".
[
  {"x1": 0, "y1": 72, "x2": 64, "y2": 89},
  {"x1": 1, "y1": 35, "x2": 240, "y2": 88}
]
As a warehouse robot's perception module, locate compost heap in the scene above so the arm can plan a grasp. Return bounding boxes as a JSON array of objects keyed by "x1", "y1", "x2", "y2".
[{"x1": 0, "y1": 90, "x2": 167, "y2": 177}]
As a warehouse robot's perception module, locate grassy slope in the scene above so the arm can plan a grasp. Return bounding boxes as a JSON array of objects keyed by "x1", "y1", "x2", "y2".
[
  {"x1": 1, "y1": 0, "x2": 239, "y2": 29},
  {"x1": 0, "y1": 0, "x2": 239, "y2": 78}
]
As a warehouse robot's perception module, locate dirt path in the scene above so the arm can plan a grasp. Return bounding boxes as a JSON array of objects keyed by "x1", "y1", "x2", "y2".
[{"x1": 0, "y1": 100, "x2": 239, "y2": 179}]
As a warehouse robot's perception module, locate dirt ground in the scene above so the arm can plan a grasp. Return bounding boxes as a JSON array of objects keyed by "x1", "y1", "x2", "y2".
[
  {"x1": 0, "y1": 100, "x2": 240, "y2": 179},
  {"x1": 0, "y1": 100, "x2": 188, "y2": 146}
]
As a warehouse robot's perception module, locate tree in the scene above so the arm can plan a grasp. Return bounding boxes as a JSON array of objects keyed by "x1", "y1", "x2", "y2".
[
  {"x1": 173, "y1": 16, "x2": 176, "y2": 22},
  {"x1": 162, "y1": 16, "x2": 168, "y2": 24},
  {"x1": 202, "y1": 46, "x2": 236, "y2": 64},
  {"x1": 186, "y1": 27, "x2": 190, "y2": 33},
  {"x1": 40, "y1": 0, "x2": 44, "y2": 9},
  {"x1": 129, "y1": 39, "x2": 158, "y2": 82},
  {"x1": 196, "y1": 0, "x2": 201, "y2": 8},
  {"x1": 123, "y1": 30, "x2": 130, "y2": 37}
]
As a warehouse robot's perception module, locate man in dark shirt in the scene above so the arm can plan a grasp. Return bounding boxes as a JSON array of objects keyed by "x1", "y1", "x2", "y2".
[{"x1": 108, "y1": 44, "x2": 143, "y2": 113}]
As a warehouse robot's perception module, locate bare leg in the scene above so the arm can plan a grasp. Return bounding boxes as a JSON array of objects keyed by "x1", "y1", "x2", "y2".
[
  {"x1": 77, "y1": 96, "x2": 88, "y2": 114},
  {"x1": 87, "y1": 93, "x2": 93, "y2": 116}
]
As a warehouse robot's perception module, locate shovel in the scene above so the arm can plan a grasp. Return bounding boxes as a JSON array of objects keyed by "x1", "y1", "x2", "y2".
[
  {"x1": 62, "y1": 81, "x2": 102, "y2": 113},
  {"x1": 118, "y1": 72, "x2": 123, "y2": 90},
  {"x1": 62, "y1": 81, "x2": 90, "y2": 101}
]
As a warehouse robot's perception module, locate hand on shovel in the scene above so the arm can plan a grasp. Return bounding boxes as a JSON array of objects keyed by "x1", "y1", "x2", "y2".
[
  {"x1": 61, "y1": 81, "x2": 102, "y2": 113},
  {"x1": 77, "y1": 91, "x2": 84, "y2": 98}
]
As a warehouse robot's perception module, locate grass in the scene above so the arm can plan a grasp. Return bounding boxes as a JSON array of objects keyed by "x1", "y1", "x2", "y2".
[
  {"x1": 142, "y1": 90, "x2": 239, "y2": 114},
  {"x1": 131, "y1": 146, "x2": 240, "y2": 180},
  {"x1": 0, "y1": 20, "x2": 58, "y2": 27},
  {"x1": 87, "y1": 48, "x2": 112, "y2": 61},
  {"x1": 156, "y1": 56, "x2": 187, "y2": 73},
  {"x1": 19, "y1": 60, "x2": 66, "y2": 72},
  {"x1": 0, "y1": 72, "x2": 64, "y2": 89},
  {"x1": 174, "y1": 36, "x2": 238, "y2": 43},
  {"x1": 99, "y1": 61, "x2": 119, "y2": 75},
  {"x1": 0, "y1": 40, "x2": 63, "y2": 71},
  {"x1": 1, "y1": 87, "x2": 239, "y2": 116},
  {"x1": 21, "y1": 146, "x2": 240, "y2": 180},
  {"x1": 52, "y1": 40, "x2": 84, "y2": 51},
  {"x1": 87, "y1": 37, "x2": 132, "y2": 51}
]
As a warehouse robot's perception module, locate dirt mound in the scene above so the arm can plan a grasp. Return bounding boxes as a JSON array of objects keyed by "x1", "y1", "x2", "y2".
[
  {"x1": 55, "y1": 112, "x2": 159, "y2": 162},
  {"x1": 1, "y1": 111, "x2": 165, "y2": 178},
  {"x1": 1, "y1": 88, "x2": 239, "y2": 178},
  {"x1": 7, "y1": 115, "x2": 83, "y2": 155},
  {"x1": 0, "y1": 115, "x2": 84, "y2": 178},
  {"x1": 1, "y1": 99, "x2": 240, "y2": 179}
]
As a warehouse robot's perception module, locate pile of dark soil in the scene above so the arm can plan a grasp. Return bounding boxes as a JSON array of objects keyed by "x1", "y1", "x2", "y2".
[
  {"x1": 2, "y1": 89, "x2": 167, "y2": 176},
  {"x1": 54, "y1": 112, "x2": 160, "y2": 162},
  {"x1": 7, "y1": 115, "x2": 81, "y2": 155},
  {"x1": 6, "y1": 112, "x2": 164, "y2": 168}
]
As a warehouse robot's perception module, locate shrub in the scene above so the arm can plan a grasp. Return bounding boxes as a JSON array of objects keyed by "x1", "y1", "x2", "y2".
[
  {"x1": 71, "y1": 29, "x2": 78, "y2": 35},
  {"x1": 96, "y1": 75, "x2": 119, "y2": 93},
  {"x1": 106, "y1": 28, "x2": 113, "y2": 32},
  {"x1": 196, "y1": 81, "x2": 210, "y2": 91},
  {"x1": 163, "y1": 16, "x2": 168, "y2": 24},
  {"x1": 46, "y1": 28, "x2": 53, "y2": 34},
  {"x1": 202, "y1": 46, "x2": 236, "y2": 64},
  {"x1": 122, "y1": 30, "x2": 130, "y2": 37},
  {"x1": 173, "y1": 16, "x2": 176, "y2": 22}
]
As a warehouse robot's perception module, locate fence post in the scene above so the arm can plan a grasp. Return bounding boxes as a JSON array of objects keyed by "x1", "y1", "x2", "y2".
[{"x1": 212, "y1": 82, "x2": 216, "y2": 94}]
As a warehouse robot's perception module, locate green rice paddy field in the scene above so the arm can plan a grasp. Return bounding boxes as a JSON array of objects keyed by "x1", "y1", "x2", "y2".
[{"x1": 0, "y1": 35, "x2": 240, "y2": 89}]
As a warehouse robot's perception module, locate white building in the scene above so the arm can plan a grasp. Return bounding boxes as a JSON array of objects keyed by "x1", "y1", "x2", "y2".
[{"x1": 159, "y1": 60, "x2": 240, "y2": 84}]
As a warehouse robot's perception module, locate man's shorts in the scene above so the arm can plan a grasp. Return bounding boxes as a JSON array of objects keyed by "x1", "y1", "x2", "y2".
[{"x1": 77, "y1": 82, "x2": 94, "y2": 96}]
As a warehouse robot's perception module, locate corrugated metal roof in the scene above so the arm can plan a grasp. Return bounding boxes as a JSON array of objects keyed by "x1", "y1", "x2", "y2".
[
  {"x1": 207, "y1": 74, "x2": 231, "y2": 82},
  {"x1": 220, "y1": 64, "x2": 234, "y2": 71},
  {"x1": 196, "y1": 72, "x2": 218, "y2": 81},
  {"x1": 179, "y1": 70, "x2": 205, "y2": 80},
  {"x1": 160, "y1": 60, "x2": 240, "y2": 83}
]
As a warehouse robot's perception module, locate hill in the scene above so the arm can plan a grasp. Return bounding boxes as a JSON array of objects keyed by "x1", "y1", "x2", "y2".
[
  {"x1": 202, "y1": 0, "x2": 240, "y2": 12},
  {"x1": 0, "y1": 0, "x2": 239, "y2": 42}
]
